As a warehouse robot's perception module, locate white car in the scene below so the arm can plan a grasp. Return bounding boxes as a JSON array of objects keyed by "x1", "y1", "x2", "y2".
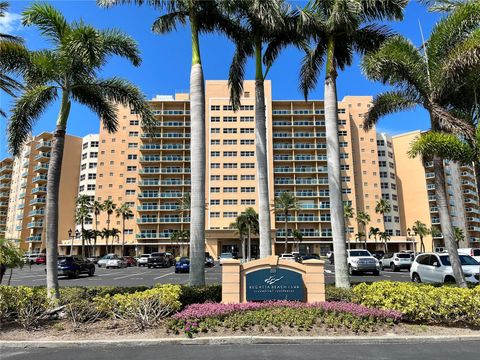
[
  {"x1": 279, "y1": 253, "x2": 296, "y2": 261},
  {"x1": 137, "y1": 254, "x2": 151, "y2": 267},
  {"x1": 347, "y1": 249, "x2": 381, "y2": 276},
  {"x1": 23, "y1": 254, "x2": 40, "y2": 264},
  {"x1": 97, "y1": 254, "x2": 119, "y2": 268},
  {"x1": 381, "y1": 252, "x2": 413, "y2": 272},
  {"x1": 219, "y1": 253, "x2": 234, "y2": 265},
  {"x1": 410, "y1": 252, "x2": 480, "y2": 284},
  {"x1": 457, "y1": 248, "x2": 480, "y2": 263},
  {"x1": 106, "y1": 257, "x2": 128, "y2": 269}
]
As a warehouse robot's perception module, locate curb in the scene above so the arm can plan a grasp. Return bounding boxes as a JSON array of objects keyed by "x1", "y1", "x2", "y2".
[{"x1": 1, "y1": 335, "x2": 480, "y2": 348}]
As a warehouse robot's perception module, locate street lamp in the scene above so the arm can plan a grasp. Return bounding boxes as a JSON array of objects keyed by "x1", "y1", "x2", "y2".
[{"x1": 68, "y1": 228, "x2": 73, "y2": 255}]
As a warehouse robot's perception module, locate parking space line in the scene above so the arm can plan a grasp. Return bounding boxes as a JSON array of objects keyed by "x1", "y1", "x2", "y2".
[
  {"x1": 153, "y1": 272, "x2": 175, "y2": 280},
  {"x1": 113, "y1": 272, "x2": 144, "y2": 280}
]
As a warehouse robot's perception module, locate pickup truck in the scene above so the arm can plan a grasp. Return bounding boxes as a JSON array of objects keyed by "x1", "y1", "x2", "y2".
[{"x1": 147, "y1": 252, "x2": 169, "y2": 268}]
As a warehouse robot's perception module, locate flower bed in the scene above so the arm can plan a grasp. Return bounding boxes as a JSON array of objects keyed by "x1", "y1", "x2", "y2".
[{"x1": 169, "y1": 301, "x2": 402, "y2": 337}]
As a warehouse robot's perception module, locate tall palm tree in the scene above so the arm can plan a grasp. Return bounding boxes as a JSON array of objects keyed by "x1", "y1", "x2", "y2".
[
  {"x1": 299, "y1": 0, "x2": 408, "y2": 289},
  {"x1": 356, "y1": 211, "x2": 370, "y2": 249},
  {"x1": 93, "y1": 229, "x2": 104, "y2": 256},
  {"x1": 412, "y1": 220, "x2": 430, "y2": 253},
  {"x1": 343, "y1": 203, "x2": 355, "y2": 250},
  {"x1": 0, "y1": 1, "x2": 28, "y2": 117},
  {"x1": 116, "y1": 203, "x2": 133, "y2": 256},
  {"x1": 110, "y1": 228, "x2": 121, "y2": 252},
  {"x1": 82, "y1": 229, "x2": 95, "y2": 257},
  {"x1": 98, "y1": 0, "x2": 240, "y2": 287},
  {"x1": 92, "y1": 201, "x2": 103, "y2": 256},
  {"x1": 75, "y1": 194, "x2": 92, "y2": 257},
  {"x1": 274, "y1": 191, "x2": 299, "y2": 254},
  {"x1": 102, "y1": 228, "x2": 111, "y2": 255},
  {"x1": 226, "y1": 0, "x2": 302, "y2": 260},
  {"x1": 231, "y1": 216, "x2": 248, "y2": 262},
  {"x1": 241, "y1": 207, "x2": 259, "y2": 261},
  {"x1": 7, "y1": 3, "x2": 154, "y2": 300},
  {"x1": 361, "y1": 2, "x2": 480, "y2": 288},
  {"x1": 379, "y1": 231, "x2": 391, "y2": 253},
  {"x1": 102, "y1": 200, "x2": 117, "y2": 233},
  {"x1": 375, "y1": 198, "x2": 391, "y2": 232},
  {"x1": 422, "y1": 0, "x2": 468, "y2": 12}
]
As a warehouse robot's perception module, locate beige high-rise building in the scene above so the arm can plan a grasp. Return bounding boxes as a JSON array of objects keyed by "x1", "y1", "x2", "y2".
[
  {"x1": 0, "y1": 157, "x2": 13, "y2": 238},
  {"x1": 88, "y1": 80, "x2": 418, "y2": 258},
  {"x1": 5, "y1": 132, "x2": 82, "y2": 253}
]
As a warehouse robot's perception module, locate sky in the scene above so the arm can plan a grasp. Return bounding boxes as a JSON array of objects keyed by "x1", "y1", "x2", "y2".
[{"x1": 0, "y1": 0, "x2": 442, "y2": 159}]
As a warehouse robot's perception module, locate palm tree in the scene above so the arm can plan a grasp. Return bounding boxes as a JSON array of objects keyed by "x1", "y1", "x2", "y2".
[
  {"x1": 298, "y1": 0, "x2": 407, "y2": 289},
  {"x1": 227, "y1": 0, "x2": 302, "y2": 260},
  {"x1": 354, "y1": 232, "x2": 365, "y2": 246},
  {"x1": 110, "y1": 228, "x2": 121, "y2": 253},
  {"x1": 379, "y1": 231, "x2": 391, "y2": 253},
  {"x1": 412, "y1": 220, "x2": 430, "y2": 253},
  {"x1": 7, "y1": 3, "x2": 154, "y2": 300},
  {"x1": 102, "y1": 200, "x2": 117, "y2": 235},
  {"x1": 343, "y1": 203, "x2": 355, "y2": 250},
  {"x1": 454, "y1": 227, "x2": 466, "y2": 248},
  {"x1": 241, "y1": 207, "x2": 259, "y2": 261},
  {"x1": 102, "y1": 228, "x2": 111, "y2": 255},
  {"x1": 75, "y1": 195, "x2": 92, "y2": 257},
  {"x1": 361, "y1": 3, "x2": 480, "y2": 288},
  {"x1": 82, "y1": 229, "x2": 95, "y2": 257},
  {"x1": 375, "y1": 199, "x2": 391, "y2": 227},
  {"x1": 92, "y1": 201, "x2": 103, "y2": 256},
  {"x1": 99, "y1": 0, "x2": 240, "y2": 287},
  {"x1": 292, "y1": 229, "x2": 303, "y2": 253},
  {"x1": 356, "y1": 211, "x2": 370, "y2": 249},
  {"x1": 274, "y1": 191, "x2": 299, "y2": 254},
  {"x1": 116, "y1": 203, "x2": 133, "y2": 256},
  {"x1": 368, "y1": 227, "x2": 381, "y2": 245},
  {"x1": 0, "y1": 1, "x2": 28, "y2": 117},
  {"x1": 231, "y1": 216, "x2": 248, "y2": 262},
  {"x1": 93, "y1": 229, "x2": 104, "y2": 256},
  {"x1": 422, "y1": 0, "x2": 468, "y2": 12},
  {"x1": 430, "y1": 226, "x2": 443, "y2": 251}
]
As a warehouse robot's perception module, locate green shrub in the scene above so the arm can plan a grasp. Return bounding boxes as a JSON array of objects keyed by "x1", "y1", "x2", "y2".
[
  {"x1": 353, "y1": 281, "x2": 480, "y2": 326},
  {"x1": 0, "y1": 285, "x2": 16, "y2": 323},
  {"x1": 177, "y1": 285, "x2": 222, "y2": 308},
  {"x1": 325, "y1": 285, "x2": 353, "y2": 302},
  {"x1": 59, "y1": 286, "x2": 150, "y2": 305},
  {"x1": 94, "y1": 284, "x2": 182, "y2": 330},
  {"x1": 11, "y1": 287, "x2": 49, "y2": 330}
]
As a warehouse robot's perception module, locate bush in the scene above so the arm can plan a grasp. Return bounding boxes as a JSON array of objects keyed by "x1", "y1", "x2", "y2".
[
  {"x1": 325, "y1": 285, "x2": 353, "y2": 302},
  {"x1": 10, "y1": 287, "x2": 49, "y2": 330},
  {"x1": 95, "y1": 284, "x2": 182, "y2": 330},
  {"x1": 177, "y1": 285, "x2": 222, "y2": 308},
  {"x1": 353, "y1": 282, "x2": 480, "y2": 326},
  {"x1": 0, "y1": 285, "x2": 16, "y2": 324}
]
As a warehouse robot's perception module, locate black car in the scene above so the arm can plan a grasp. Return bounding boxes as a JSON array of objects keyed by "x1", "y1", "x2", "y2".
[
  {"x1": 57, "y1": 256, "x2": 95, "y2": 278},
  {"x1": 300, "y1": 254, "x2": 321, "y2": 262},
  {"x1": 205, "y1": 255, "x2": 215, "y2": 267},
  {"x1": 147, "y1": 252, "x2": 169, "y2": 268}
]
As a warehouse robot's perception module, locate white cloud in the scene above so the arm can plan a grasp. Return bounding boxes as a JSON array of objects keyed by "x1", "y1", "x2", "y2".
[{"x1": 0, "y1": 11, "x2": 21, "y2": 34}]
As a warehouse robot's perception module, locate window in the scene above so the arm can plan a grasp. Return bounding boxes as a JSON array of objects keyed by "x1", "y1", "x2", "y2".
[
  {"x1": 211, "y1": 128, "x2": 220, "y2": 134},
  {"x1": 211, "y1": 139, "x2": 220, "y2": 145},
  {"x1": 389, "y1": 162, "x2": 395, "y2": 169},
  {"x1": 382, "y1": 194, "x2": 390, "y2": 200},
  {"x1": 240, "y1": 128, "x2": 254, "y2": 134},
  {"x1": 126, "y1": 177, "x2": 136, "y2": 183},
  {"x1": 342, "y1": 188, "x2": 352, "y2": 194},
  {"x1": 223, "y1": 212, "x2": 238, "y2": 218},
  {"x1": 87, "y1": 184, "x2": 96, "y2": 191},
  {"x1": 224, "y1": 187, "x2": 237, "y2": 193},
  {"x1": 241, "y1": 175, "x2": 255, "y2": 181},
  {"x1": 378, "y1": 150, "x2": 386, "y2": 157},
  {"x1": 240, "y1": 116, "x2": 254, "y2": 122},
  {"x1": 81, "y1": 164, "x2": 87, "y2": 170},
  {"x1": 223, "y1": 151, "x2": 237, "y2": 157},
  {"x1": 379, "y1": 161, "x2": 387, "y2": 167},
  {"x1": 388, "y1": 152, "x2": 394, "y2": 158},
  {"x1": 394, "y1": 216, "x2": 400, "y2": 223},
  {"x1": 241, "y1": 151, "x2": 254, "y2": 157},
  {"x1": 128, "y1": 143, "x2": 138, "y2": 148},
  {"x1": 340, "y1": 153, "x2": 349, "y2": 159},
  {"x1": 224, "y1": 163, "x2": 237, "y2": 169},
  {"x1": 127, "y1": 154, "x2": 137, "y2": 160},
  {"x1": 340, "y1": 165, "x2": 350, "y2": 171},
  {"x1": 240, "y1": 139, "x2": 254, "y2": 145},
  {"x1": 223, "y1": 105, "x2": 233, "y2": 111},
  {"x1": 377, "y1": 140, "x2": 385, "y2": 147},
  {"x1": 223, "y1": 140, "x2": 237, "y2": 145},
  {"x1": 79, "y1": 185, "x2": 85, "y2": 192},
  {"x1": 390, "y1": 173, "x2": 396, "y2": 179},
  {"x1": 210, "y1": 212, "x2": 220, "y2": 218},
  {"x1": 392, "y1": 194, "x2": 398, "y2": 201},
  {"x1": 83, "y1": 143, "x2": 89, "y2": 149},
  {"x1": 240, "y1": 105, "x2": 254, "y2": 111},
  {"x1": 223, "y1": 199, "x2": 237, "y2": 205},
  {"x1": 211, "y1": 151, "x2": 220, "y2": 157},
  {"x1": 341, "y1": 176, "x2": 350, "y2": 182},
  {"x1": 241, "y1": 163, "x2": 255, "y2": 168},
  {"x1": 384, "y1": 216, "x2": 392, "y2": 222},
  {"x1": 223, "y1": 116, "x2": 237, "y2": 122},
  {"x1": 90, "y1": 152, "x2": 98, "y2": 158},
  {"x1": 381, "y1": 182, "x2": 389, "y2": 189},
  {"x1": 391, "y1": 183, "x2": 397, "y2": 190},
  {"x1": 339, "y1": 142, "x2": 348, "y2": 148},
  {"x1": 210, "y1": 187, "x2": 220, "y2": 193},
  {"x1": 223, "y1": 175, "x2": 237, "y2": 181},
  {"x1": 223, "y1": 128, "x2": 237, "y2": 134},
  {"x1": 211, "y1": 163, "x2": 220, "y2": 169},
  {"x1": 129, "y1": 120, "x2": 139, "y2": 126},
  {"x1": 210, "y1": 105, "x2": 220, "y2": 111},
  {"x1": 338, "y1": 130, "x2": 347, "y2": 136},
  {"x1": 338, "y1": 119, "x2": 346, "y2": 125},
  {"x1": 210, "y1": 200, "x2": 220, "y2": 205},
  {"x1": 89, "y1": 163, "x2": 97, "y2": 169},
  {"x1": 380, "y1": 171, "x2": 388, "y2": 178},
  {"x1": 210, "y1": 175, "x2": 220, "y2": 181},
  {"x1": 128, "y1": 131, "x2": 139, "y2": 137},
  {"x1": 393, "y1": 205, "x2": 399, "y2": 212},
  {"x1": 80, "y1": 174, "x2": 86, "y2": 181},
  {"x1": 241, "y1": 199, "x2": 255, "y2": 205},
  {"x1": 82, "y1": 153, "x2": 88, "y2": 160},
  {"x1": 88, "y1": 173, "x2": 96, "y2": 180},
  {"x1": 125, "y1": 189, "x2": 135, "y2": 195},
  {"x1": 210, "y1": 116, "x2": 220, "y2": 122},
  {"x1": 127, "y1": 166, "x2": 137, "y2": 172},
  {"x1": 241, "y1": 187, "x2": 255, "y2": 193}
]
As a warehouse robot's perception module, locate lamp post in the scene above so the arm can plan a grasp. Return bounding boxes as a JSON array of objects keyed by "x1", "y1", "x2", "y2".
[
  {"x1": 68, "y1": 228, "x2": 73, "y2": 255},
  {"x1": 407, "y1": 228, "x2": 416, "y2": 256}
]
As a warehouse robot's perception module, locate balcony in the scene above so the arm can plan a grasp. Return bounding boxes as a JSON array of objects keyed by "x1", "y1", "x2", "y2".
[
  {"x1": 140, "y1": 133, "x2": 190, "y2": 139},
  {"x1": 425, "y1": 172, "x2": 435, "y2": 179},
  {"x1": 0, "y1": 183, "x2": 10, "y2": 190},
  {"x1": 140, "y1": 144, "x2": 190, "y2": 151},
  {"x1": 431, "y1": 218, "x2": 440, "y2": 225},
  {"x1": 468, "y1": 226, "x2": 480, "y2": 232},
  {"x1": 466, "y1": 217, "x2": 480, "y2": 223},
  {"x1": 162, "y1": 121, "x2": 190, "y2": 127},
  {"x1": 139, "y1": 156, "x2": 190, "y2": 163},
  {"x1": 30, "y1": 198, "x2": 46, "y2": 205},
  {"x1": 152, "y1": 109, "x2": 190, "y2": 115},
  {"x1": 0, "y1": 192, "x2": 9, "y2": 199},
  {"x1": 0, "y1": 174, "x2": 12, "y2": 182},
  {"x1": 136, "y1": 232, "x2": 172, "y2": 239},
  {"x1": 27, "y1": 221, "x2": 44, "y2": 228},
  {"x1": 32, "y1": 175, "x2": 48, "y2": 183},
  {"x1": 466, "y1": 207, "x2": 480, "y2": 214},
  {"x1": 463, "y1": 189, "x2": 478, "y2": 196},
  {"x1": 26, "y1": 235, "x2": 42, "y2": 242},
  {"x1": 0, "y1": 165, "x2": 13, "y2": 173},
  {"x1": 35, "y1": 152, "x2": 50, "y2": 162},
  {"x1": 427, "y1": 184, "x2": 435, "y2": 190},
  {"x1": 31, "y1": 186, "x2": 47, "y2": 194},
  {"x1": 137, "y1": 204, "x2": 180, "y2": 211},
  {"x1": 462, "y1": 180, "x2": 476, "y2": 188},
  {"x1": 0, "y1": 201, "x2": 8, "y2": 208},
  {"x1": 34, "y1": 164, "x2": 49, "y2": 172},
  {"x1": 35, "y1": 141, "x2": 52, "y2": 150},
  {"x1": 29, "y1": 209, "x2": 45, "y2": 217},
  {"x1": 464, "y1": 198, "x2": 478, "y2": 204}
]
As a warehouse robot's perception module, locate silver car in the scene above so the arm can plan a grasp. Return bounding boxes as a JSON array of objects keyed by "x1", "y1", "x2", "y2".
[
  {"x1": 97, "y1": 254, "x2": 119, "y2": 268},
  {"x1": 137, "y1": 254, "x2": 151, "y2": 267},
  {"x1": 106, "y1": 257, "x2": 128, "y2": 269},
  {"x1": 381, "y1": 252, "x2": 413, "y2": 272}
]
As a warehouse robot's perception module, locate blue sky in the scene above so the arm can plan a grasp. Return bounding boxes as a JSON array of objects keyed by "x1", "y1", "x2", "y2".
[{"x1": 0, "y1": 1, "x2": 441, "y2": 159}]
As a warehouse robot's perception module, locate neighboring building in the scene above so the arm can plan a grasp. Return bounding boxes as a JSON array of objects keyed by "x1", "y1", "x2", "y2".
[
  {"x1": 393, "y1": 130, "x2": 480, "y2": 251},
  {"x1": 5, "y1": 132, "x2": 82, "y2": 254},
  {"x1": 0, "y1": 157, "x2": 13, "y2": 238},
  {"x1": 75, "y1": 134, "x2": 99, "y2": 234}
]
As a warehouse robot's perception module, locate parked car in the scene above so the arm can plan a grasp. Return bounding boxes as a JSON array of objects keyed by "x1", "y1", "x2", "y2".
[
  {"x1": 279, "y1": 253, "x2": 296, "y2": 261},
  {"x1": 347, "y1": 249, "x2": 381, "y2": 276},
  {"x1": 147, "y1": 252, "x2": 169, "y2": 268},
  {"x1": 457, "y1": 248, "x2": 480, "y2": 263},
  {"x1": 35, "y1": 255, "x2": 46, "y2": 265},
  {"x1": 371, "y1": 250, "x2": 385, "y2": 261},
  {"x1": 97, "y1": 254, "x2": 119, "y2": 268},
  {"x1": 175, "y1": 257, "x2": 190, "y2": 273},
  {"x1": 410, "y1": 252, "x2": 480, "y2": 284},
  {"x1": 300, "y1": 254, "x2": 320, "y2": 262},
  {"x1": 219, "y1": 252, "x2": 234, "y2": 265},
  {"x1": 57, "y1": 256, "x2": 95, "y2": 278},
  {"x1": 137, "y1": 254, "x2": 151, "y2": 267},
  {"x1": 23, "y1": 254, "x2": 40, "y2": 265},
  {"x1": 123, "y1": 256, "x2": 137, "y2": 267},
  {"x1": 205, "y1": 255, "x2": 215, "y2": 267},
  {"x1": 381, "y1": 252, "x2": 413, "y2": 272},
  {"x1": 326, "y1": 251, "x2": 334, "y2": 264},
  {"x1": 87, "y1": 256, "x2": 101, "y2": 264},
  {"x1": 106, "y1": 257, "x2": 128, "y2": 269},
  {"x1": 165, "y1": 252, "x2": 176, "y2": 266}
]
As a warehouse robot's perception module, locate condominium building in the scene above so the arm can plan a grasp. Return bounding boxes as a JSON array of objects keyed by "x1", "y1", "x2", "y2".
[
  {"x1": 393, "y1": 130, "x2": 480, "y2": 251},
  {"x1": 0, "y1": 158, "x2": 13, "y2": 237},
  {"x1": 5, "y1": 132, "x2": 82, "y2": 253}
]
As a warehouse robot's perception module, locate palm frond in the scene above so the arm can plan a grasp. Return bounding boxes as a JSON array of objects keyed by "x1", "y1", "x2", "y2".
[
  {"x1": 9, "y1": 85, "x2": 58, "y2": 156},
  {"x1": 430, "y1": 103, "x2": 475, "y2": 139},
  {"x1": 0, "y1": 41, "x2": 30, "y2": 74},
  {"x1": 228, "y1": 41, "x2": 253, "y2": 111},
  {"x1": 363, "y1": 90, "x2": 417, "y2": 131},
  {"x1": 360, "y1": 0, "x2": 408, "y2": 22},
  {"x1": 298, "y1": 43, "x2": 326, "y2": 100},
  {"x1": 351, "y1": 24, "x2": 394, "y2": 55},
  {"x1": 100, "y1": 28, "x2": 142, "y2": 66},
  {"x1": 22, "y1": 3, "x2": 70, "y2": 44},
  {"x1": 152, "y1": 11, "x2": 187, "y2": 34}
]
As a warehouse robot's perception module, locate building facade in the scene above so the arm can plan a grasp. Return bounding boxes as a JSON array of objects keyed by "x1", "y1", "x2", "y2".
[{"x1": 0, "y1": 158, "x2": 13, "y2": 238}]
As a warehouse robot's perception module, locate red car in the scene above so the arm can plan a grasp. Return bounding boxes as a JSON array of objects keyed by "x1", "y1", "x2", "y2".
[
  {"x1": 124, "y1": 256, "x2": 137, "y2": 267},
  {"x1": 35, "y1": 255, "x2": 46, "y2": 265}
]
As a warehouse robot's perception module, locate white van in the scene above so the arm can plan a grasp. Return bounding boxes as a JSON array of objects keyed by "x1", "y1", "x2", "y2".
[{"x1": 457, "y1": 248, "x2": 480, "y2": 263}]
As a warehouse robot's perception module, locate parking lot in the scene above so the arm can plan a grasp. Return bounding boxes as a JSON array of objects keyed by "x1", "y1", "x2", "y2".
[{"x1": 7, "y1": 262, "x2": 412, "y2": 287}]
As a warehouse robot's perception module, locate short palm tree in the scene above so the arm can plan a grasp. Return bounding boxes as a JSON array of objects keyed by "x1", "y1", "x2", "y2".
[
  {"x1": 379, "y1": 231, "x2": 391, "y2": 253},
  {"x1": 92, "y1": 200, "x2": 103, "y2": 256},
  {"x1": 454, "y1": 227, "x2": 466, "y2": 248},
  {"x1": 226, "y1": 0, "x2": 302, "y2": 260},
  {"x1": 298, "y1": 0, "x2": 407, "y2": 289},
  {"x1": 231, "y1": 216, "x2": 248, "y2": 262},
  {"x1": 241, "y1": 207, "x2": 259, "y2": 261},
  {"x1": 102, "y1": 228, "x2": 111, "y2": 255},
  {"x1": 8, "y1": 3, "x2": 154, "y2": 300},
  {"x1": 362, "y1": 2, "x2": 480, "y2": 288},
  {"x1": 292, "y1": 229, "x2": 303, "y2": 253},
  {"x1": 99, "y1": 0, "x2": 239, "y2": 287},
  {"x1": 411, "y1": 220, "x2": 430, "y2": 253},
  {"x1": 74, "y1": 204, "x2": 92, "y2": 258},
  {"x1": 274, "y1": 191, "x2": 299, "y2": 254},
  {"x1": 355, "y1": 232, "x2": 365, "y2": 246},
  {"x1": 343, "y1": 203, "x2": 355, "y2": 250},
  {"x1": 368, "y1": 227, "x2": 381, "y2": 244},
  {"x1": 116, "y1": 203, "x2": 133, "y2": 256},
  {"x1": 110, "y1": 228, "x2": 121, "y2": 251},
  {"x1": 375, "y1": 198, "x2": 391, "y2": 231},
  {"x1": 82, "y1": 229, "x2": 95, "y2": 256},
  {"x1": 356, "y1": 211, "x2": 370, "y2": 249}
]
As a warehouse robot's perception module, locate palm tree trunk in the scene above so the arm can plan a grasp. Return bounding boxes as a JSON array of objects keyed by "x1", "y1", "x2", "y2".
[
  {"x1": 433, "y1": 155, "x2": 467, "y2": 288},
  {"x1": 247, "y1": 224, "x2": 251, "y2": 262},
  {"x1": 284, "y1": 213, "x2": 288, "y2": 254},
  {"x1": 420, "y1": 236, "x2": 425, "y2": 253},
  {"x1": 93, "y1": 214, "x2": 97, "y2": 256},
  {"x1": 255, "y1": 40, "x2": 272, "y2": 259},
  {"x1": 324, "y1": 38, "x2": 349, "y2": 289},
  {"x1": 81, "y1": 220, "x2": 85, "y2": 257},
  {"x1": 121, "y1": 217, "x2": 125, "y2": 256},
  {"x1": 241, "y1": 235, "x2": 246, "y2": 262},
  {"x1": 46, "y1": 117, "x2": 68, "y2": 301},
  {"x1": 7, "y1": 267, "x2": 13, "y2": 286},
  {"x1": 474, "y1": 161, "x2": 480, "y2": 198},
  {"x1": 188, "y1": 19, "x2": 206, "y2": 286}
]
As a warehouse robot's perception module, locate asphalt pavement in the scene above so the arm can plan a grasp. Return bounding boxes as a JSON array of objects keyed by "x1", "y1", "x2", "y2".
[
  {"x1": 2, "y1": 342, "x2": 480, "y2": 360},
  {"x1": 6, "y1": 262, "x2": 412, "y2": 287}
]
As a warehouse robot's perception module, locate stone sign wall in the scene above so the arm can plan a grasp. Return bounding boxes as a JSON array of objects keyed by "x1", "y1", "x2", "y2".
[{"x1": 222, "y1": 255, "x2": 325, "y2": 303}]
